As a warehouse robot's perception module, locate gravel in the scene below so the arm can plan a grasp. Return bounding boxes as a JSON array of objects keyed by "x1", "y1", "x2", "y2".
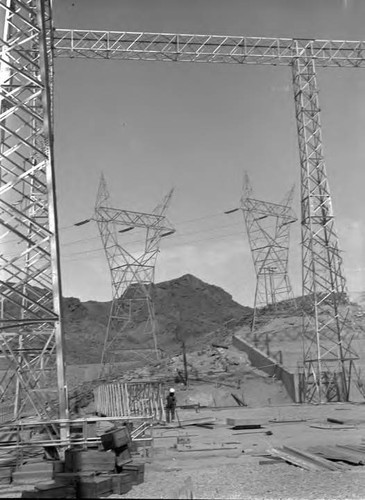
[{"x1": 121, "y1": 459, "x2": 365, "y2": 499}]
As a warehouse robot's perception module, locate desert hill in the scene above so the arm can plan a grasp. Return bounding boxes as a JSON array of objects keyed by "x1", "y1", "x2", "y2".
[
  {"x1": 64, "y1": 279, "x2": 365, "y2": 408},
  {"x1": 63, "y1": 273, "x2": 253, "y2": 364}
]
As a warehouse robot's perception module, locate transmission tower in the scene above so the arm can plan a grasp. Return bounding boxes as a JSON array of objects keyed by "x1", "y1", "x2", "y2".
[
  {"x1": 92, "y1": 174, "x2": 175, "y2": 373},
  {"x1": 0, "y1": 0, "x2": 68, "y2": 430},
  {"x1": 292, "y1": 47, "x2": 359, "y2": 403},
  {"x1": 227, "y1": 174, "x2": 297, "y2": 350},
  {"x1": 1, "y1": 5, "x2": 362, "y2": 436}
]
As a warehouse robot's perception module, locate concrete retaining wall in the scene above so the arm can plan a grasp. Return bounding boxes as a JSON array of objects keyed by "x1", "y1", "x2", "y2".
[{"x1": 233, "y1": 334, "x2": 298, "y2": 402}]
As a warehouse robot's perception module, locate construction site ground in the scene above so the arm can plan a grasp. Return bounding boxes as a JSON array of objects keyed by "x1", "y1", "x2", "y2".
[
  {"x1": 0, "y1": 399, "x2": 365, "y2": 498},
  {"x1": 119, "y1": 402, "x2": 365, "y2": 499}
]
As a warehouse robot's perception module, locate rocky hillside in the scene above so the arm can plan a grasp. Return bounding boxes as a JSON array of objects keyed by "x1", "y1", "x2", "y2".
[{"x1": 63, "y1": 274, "x2": 253, "y2": 364}]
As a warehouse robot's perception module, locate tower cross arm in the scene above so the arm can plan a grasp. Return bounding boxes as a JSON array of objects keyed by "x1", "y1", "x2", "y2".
[
  {"x1": 96, "y1": 206, "x2": 173, "y2": 231},
  {"x1": 242, "y1": 198, "x2": 297, "y2": 220},
  {"x1": 53, "y1": 29, "x2": 365, "y2": 68}
]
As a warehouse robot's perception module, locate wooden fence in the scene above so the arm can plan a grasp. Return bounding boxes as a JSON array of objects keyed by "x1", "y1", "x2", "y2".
[{"x1": 94, "y1": 381, "x2": 166, "y2": 420}]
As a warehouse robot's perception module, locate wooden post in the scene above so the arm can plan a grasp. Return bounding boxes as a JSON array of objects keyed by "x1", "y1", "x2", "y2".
[{"x1": 182, "y1": 341, "x2": 188, "y2": 387}]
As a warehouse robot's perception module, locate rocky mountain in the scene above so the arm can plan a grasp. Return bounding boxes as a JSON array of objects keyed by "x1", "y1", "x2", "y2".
[{"x1": 63, "y1": 274, "x2": 253, "y2": 364}]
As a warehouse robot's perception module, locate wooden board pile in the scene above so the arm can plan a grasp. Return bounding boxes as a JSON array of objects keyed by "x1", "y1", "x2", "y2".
[
  {"x1": 265, "y1": 443, "x2": 365, "y2": 471},
  {"x1": 18, "y1": 425, "x2": 146, "y2": 499}
]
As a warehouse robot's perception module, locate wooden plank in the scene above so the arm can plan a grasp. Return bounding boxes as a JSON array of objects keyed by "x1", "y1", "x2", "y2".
[
  {"x1": 282, "y1": 446, "x2": 348, "y2": 471},
  {"x1": 340, "y1": 444, "x2": 365, "y2": 453},
  {"x1": 232, "y1": 424, "x2": 262, "y2": 430},
  {"x1": 310, "y1": 424, "x2": 356, "y2": 430},
  {"x1": 226, "y1": 418, "x2": 263, "y2": 427},
  {"x1": 269, "y1": 419, "x2": 307, "y2": 424},
  {"x1": 309, "y1": 445, "x2": 364, "y2": 465},
  {"x1": 259, "y1": 458, "x2": 284, "y2": 465},
  {"x1": 335, "y1": 444, "x2": 365, "y2": 462},
  {"x1": 327, "y1": 417, "x2": 344, "y2": 425},
  {"x1": 177, "y1": 445, "x2": 238, "y2": 452},
  {"x1": 268, "y1": 447, "x2": 319, "y2": 471},
  {"x1": 233, "y1": 430, "x2": 273, "y2": 436},
  {"x1": 176, "y1": 417, "x2": 216, "y2": 427}
]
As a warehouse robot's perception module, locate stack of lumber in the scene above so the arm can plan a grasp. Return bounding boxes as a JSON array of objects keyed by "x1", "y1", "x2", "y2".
[
  {"x1": 265, "y1": 443, "x2": 365, "y2": 470},
  {"x1": 18, "y1": 423, "x2": 147, "y2": 499}
]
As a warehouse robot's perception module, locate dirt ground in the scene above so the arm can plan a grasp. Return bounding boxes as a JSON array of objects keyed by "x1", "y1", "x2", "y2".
[
  {"x1": 0, "y1": 402, "x2": 365, "y2": 499},
  {"x1": 118, "y1": 402, "x2": 365, "y2": 499}
]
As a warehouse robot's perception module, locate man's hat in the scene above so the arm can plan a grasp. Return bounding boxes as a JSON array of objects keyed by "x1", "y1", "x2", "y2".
[{"x1": 169, "y1": 388, "x2": 175, "y2": 393}]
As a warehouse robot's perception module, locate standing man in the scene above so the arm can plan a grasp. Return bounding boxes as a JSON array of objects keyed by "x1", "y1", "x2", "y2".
[{"x1": 166, "y1": 388, "x2": 176, "y2": 424}]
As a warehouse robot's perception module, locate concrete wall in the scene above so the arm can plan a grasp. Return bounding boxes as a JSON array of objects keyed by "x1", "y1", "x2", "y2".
[{"x1": 233, "y1": 333, "x2": 298, "y2": 402}]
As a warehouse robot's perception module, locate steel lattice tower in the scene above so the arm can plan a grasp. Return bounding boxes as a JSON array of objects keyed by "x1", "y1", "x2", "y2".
[
  {"x1": 93, "y1": 174, "x2": 175, "y2": 373},
  {"x1": 228, "y1": 174, "x2": 297, "y2": 348},
  {"x1": 1, "y1": 7, "x2": 364, "y2": 430},
  {"x1": 52, "y1": 29, "x2": 364, "y2": 402},
  {"x1": 292, "y1": 45, "x2": 359, "y2": 403},
  {"x1": 0, "y1": 0, "x2": 68, "y2": 427}
]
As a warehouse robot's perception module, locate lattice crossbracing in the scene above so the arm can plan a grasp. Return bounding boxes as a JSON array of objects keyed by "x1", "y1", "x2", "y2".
[
  {"x1": 0, "y1": 0, "x2": 67, "y2": 430},
  {"x1": 53, "y1": 30, "x2": 365, "y2": 68},
  {"x1": 1, "y1": 3, "x2": 364, "y2": 437},
  {"x1": 239, "y1": 173, "x2": 297, "y2": 352},
  {"x1": 292, "y1": 48, "x2": 359, "y2": 403},
  {"x1": 94, "y1": 174, "x2": 175, "y2": 375}
]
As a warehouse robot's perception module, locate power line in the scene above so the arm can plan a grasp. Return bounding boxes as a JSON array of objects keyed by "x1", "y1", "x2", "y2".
[
  {"x1": 59, "y1": 211, "x2": 230, "y2": 248},
  {"x1": 61, "y1": 220, "x2": 243, "y2": 257},
  {"x1": 62, "y1": 229, "x2": 246, "y2": 264}
]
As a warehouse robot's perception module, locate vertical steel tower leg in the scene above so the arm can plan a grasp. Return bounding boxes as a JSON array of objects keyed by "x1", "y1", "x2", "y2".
[
  {"x1": 94, "y1": 175, "x2": 175, "y2": 375},
  {"x1": 0, "y1": 0, "x2": 68, "y2": 430},
  {"x1": 292, "y1": 43, "x2": 358, "y2": 403}
]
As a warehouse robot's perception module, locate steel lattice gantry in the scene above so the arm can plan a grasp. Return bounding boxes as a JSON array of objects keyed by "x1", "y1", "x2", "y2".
[
  {"x1": 237, "y1": 173, "x2": 297, "y2": 347},
  {"x1": 0, "y1": 0, "x2": 68, "y2": 431},
  {"x1": 93, "y1": 174, "x2": 175, "y2": 374},
  {"x1": 1, "y1": 10, "x2": 364, "y2": 426},
  {"x1": 51, "y1": 29, "x2": 365, "y2": 402},
  {"x1": 292, "y1": 50, "x2": 359, "y2": 403}
]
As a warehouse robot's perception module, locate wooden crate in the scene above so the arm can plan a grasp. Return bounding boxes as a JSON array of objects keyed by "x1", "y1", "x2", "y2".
[
  {"x1": 115, "y1": 445, "x2": 132, "y2": 467},
  {"x1": 77, "y1": 476, "x2": 112, "y2": 499},
  {"x1": 101, "y1": 426, "x2": 131, "y2": 451},
  {"x1": 65, "y1": 450, "x2": 115, "y2": 473},
  {"x1": 109, "y1": 473, "x2": 133, "y2": 495},
  {"x1": 121, "y1": 463, "x2": 145, "y2": 485}
]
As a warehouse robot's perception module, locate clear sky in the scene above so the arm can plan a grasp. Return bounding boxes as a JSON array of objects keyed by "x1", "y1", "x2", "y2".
[{"x1": 53, "y1": 0, "x2": 365, "y2": 306}]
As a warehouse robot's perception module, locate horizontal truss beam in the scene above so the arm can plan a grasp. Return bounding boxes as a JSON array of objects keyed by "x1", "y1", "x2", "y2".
[{"x1": 53, "y1": 29, "x2": 365, "y2": 67}]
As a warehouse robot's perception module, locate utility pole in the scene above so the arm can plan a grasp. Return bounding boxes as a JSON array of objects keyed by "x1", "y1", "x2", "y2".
[{"x1": 182, "y1": 340, "x2": 188, "y2": 387}]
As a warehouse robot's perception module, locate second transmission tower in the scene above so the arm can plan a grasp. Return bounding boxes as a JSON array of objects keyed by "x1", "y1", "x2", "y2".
[
  {"x1": 227, "y1": 173, "x2": 297, "y2": 349},
  {"x1": 93, "y1": 175, "x2": 175, "y2": 374}
]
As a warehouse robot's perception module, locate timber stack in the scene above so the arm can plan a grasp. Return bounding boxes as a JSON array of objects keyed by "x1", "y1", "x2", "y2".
[{"x1": 17, "y1": 424, "x2": 146, "y2": 498}]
